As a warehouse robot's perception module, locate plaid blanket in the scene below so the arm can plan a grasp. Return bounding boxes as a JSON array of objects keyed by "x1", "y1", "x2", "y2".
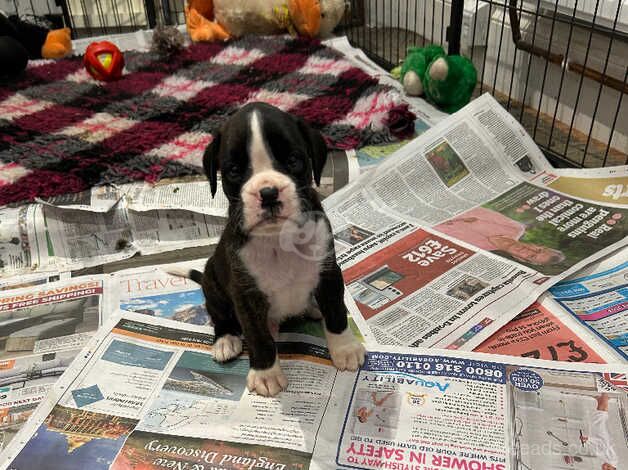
[{"x1": 0, "y1": 35, "x2": 415, "y2": 206}]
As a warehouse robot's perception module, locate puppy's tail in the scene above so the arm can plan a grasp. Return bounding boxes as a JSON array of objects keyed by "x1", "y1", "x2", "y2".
[{"x1": 165, "y1": 267, "x2": 204, "y2": 285}]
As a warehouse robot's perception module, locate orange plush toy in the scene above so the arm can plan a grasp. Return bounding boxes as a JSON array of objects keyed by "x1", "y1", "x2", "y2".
[
  {"x1": 0, "y1": 12, "x2": 71, "y2": 60},
  {"x1": 41, "y1": 27, "x2": 72, "y2": 59},
  {"x1": 185, "y1": 0, "x2": 346, "y2": 43}
]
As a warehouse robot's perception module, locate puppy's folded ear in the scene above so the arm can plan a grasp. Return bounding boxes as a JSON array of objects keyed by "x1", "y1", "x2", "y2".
[
  {"x1": 297, "y1": 118, "x2": 327, "y2": 187},
  {"x1": 203, "y1": 130, "x2": 221, "y2": 198}
]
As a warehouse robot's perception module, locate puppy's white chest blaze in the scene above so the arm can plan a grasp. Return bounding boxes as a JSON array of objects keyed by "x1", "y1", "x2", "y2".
[{"x1": 238, "y1": 219, "x2": 330, "y2": 321}]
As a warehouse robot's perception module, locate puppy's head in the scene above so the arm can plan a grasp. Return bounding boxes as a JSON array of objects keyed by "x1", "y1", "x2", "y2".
[{"x1": 203, "y1": 103, "x2": 327, "y2": 235}]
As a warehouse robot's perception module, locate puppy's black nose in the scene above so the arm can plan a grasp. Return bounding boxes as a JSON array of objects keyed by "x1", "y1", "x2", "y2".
[{"x1": 259, "y1": 186, "x2": 279, "y2": 207}]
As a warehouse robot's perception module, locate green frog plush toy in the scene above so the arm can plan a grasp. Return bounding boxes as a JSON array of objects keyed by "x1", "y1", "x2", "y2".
[{"x1": 394, "y1": 45, "x2": 477, "y2": 114}]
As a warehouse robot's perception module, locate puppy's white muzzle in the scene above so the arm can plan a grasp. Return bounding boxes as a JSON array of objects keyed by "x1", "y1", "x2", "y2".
[{"x1": 241, "y1": 170, "x2": 300, "y2": 233}]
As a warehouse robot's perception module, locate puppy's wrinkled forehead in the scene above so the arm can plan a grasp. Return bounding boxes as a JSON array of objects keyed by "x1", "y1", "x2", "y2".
[{"x1": 223, "y1": 103, "x2": 305, "y2": 174}]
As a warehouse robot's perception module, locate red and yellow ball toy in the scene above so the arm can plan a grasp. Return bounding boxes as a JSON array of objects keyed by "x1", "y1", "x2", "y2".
[{"x1": 83, "y1": 41, "x2": 125, "y2": 81}]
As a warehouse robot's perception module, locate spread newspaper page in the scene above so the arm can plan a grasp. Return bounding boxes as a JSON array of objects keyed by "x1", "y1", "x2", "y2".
[
  {"x1": 0, "y1": 201, "x2": 224, "y2": 276},
  {"x1": 476, "y1": 247, "x2": 627, "y2": 365},
  {"x1": 475, "y1": 296, "x2": 621, "y2": 364},
  {"x1": 0, "y1": 311, "x2": 626, "y2": 470},
  {"x1": 548, "y1": 247, "x2": 628, "y2": 360},
  {"x1": 0, "y1": 276, "x2": 108, "y2": 452},
  {"x1": 323, "y1": 93, "x2": 628, "y2": 351}
]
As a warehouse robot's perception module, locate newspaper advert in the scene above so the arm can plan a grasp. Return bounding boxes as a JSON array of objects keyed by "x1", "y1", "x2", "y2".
[
  {"x1": 323, "y1": 94, "x2": 627, "y2": 351},
  {"x1": 475, "y1": 298, "x2": 620, "y2": 363},
  {"x1": 320, "y1": 346, "x2": 628, "y2": 470},
  {"x1": 0, "y1": 350, "x2": 79, "y2": 452},
  {"x1": 110, "y1": 260, "x2": 209, "y2": 325},
  {"x1": 1, "y1": 311, "x2": 626, "y2": 470},
  {"x1": 549, "y1": 248, "x2": 628, "y2": 360},
  {"x1": 536, "y1": 164, "x2": 628, "y2": 207},
  {"x1": 0, "y1": 277, "x2": 107, "y2": 451}
]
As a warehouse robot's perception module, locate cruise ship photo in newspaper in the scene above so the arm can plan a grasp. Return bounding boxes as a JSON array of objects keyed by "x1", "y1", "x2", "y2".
[{"x1": 166, "y1": 370, "x2": 234, "y2": 396}]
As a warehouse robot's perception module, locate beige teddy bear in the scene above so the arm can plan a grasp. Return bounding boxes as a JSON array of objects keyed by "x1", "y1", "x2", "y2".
[{"x1": 185, "y1": 0, "x2": 347, "y2": 43}]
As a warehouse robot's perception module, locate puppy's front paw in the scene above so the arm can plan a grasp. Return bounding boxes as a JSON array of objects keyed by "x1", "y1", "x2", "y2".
[
  {"x1": 212, "y1": 334, "x2": 242, "y2": 362},
  {"x1": 330, "y1": 339, "x2": 365, "y2": 371},
  {"x1": 326, "y1": 327, "x2": 365, "y2": 371},
  {"x1": 247, "y1": 361, "x2": 288, "y2": 397}
]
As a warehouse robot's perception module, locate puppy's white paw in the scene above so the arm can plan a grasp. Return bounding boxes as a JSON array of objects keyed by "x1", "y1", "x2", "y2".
[
  {"x1": 212, "y1": 334, "x2": 243, "y2": 362},
  {"x1": 326, "y1": 327, "x2": 365, "y2": 371},
  {"x1": 330, "y1": 340, "x2": 365, "y2": 371},
  {"x1": 247, "y1": 360, "x2": 288, "y2": 397}
]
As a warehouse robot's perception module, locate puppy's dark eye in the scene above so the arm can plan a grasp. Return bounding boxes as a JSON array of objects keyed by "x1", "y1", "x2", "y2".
[
  {"x1": 223, "y1": 164, "x2": 241, "y2": 181},
  {"x1": 286, "y1": 154, "x2": 304, "y2": 172}
]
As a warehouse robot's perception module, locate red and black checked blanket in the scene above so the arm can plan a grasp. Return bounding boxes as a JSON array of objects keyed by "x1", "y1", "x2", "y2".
[{"x1": 0, "y1": 35, "x2": 415, "y2": 206}]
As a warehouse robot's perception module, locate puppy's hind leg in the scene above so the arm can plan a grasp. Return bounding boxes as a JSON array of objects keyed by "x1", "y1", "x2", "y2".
[
  {"x1": 210, "y1": 312, "x2": 243, "y2": 363},
  {"x1": 316, "y1": 263, "x2": 365, "y2": 371},
  {"x1": 213, "y1": 332, "x2": 243, "y2": 363}
]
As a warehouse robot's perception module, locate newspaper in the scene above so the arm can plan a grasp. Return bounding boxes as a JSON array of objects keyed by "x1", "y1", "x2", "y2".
[
  {"x1": 0, "y1": 276, "x2": 107, "y2": 451},
  {"x1": 0, "y1": 206, "x2": 47, "y2": 275},
  {"x1": 0, "y1": 202, "x2": 225, "y2": 276},
  {"x1": 108, "y1": 260, "x2": 209, "y2": 326},
  {"x1": 1, "y1": 310, "x2": 627, "y2": 470},
  {"x1": 123, "y1": 178, "x2": 229, "y2": 217},
  {"x1": 36, "y1": 177, "x2": 230, "y2": 217},
  {"x1": 548, "y1": 247, "x2": 628, "y2": 361},
  {"x1": 43, "y1": 204, "x2": 137, "y2": 270},
  {"x1": 532, "y1": 164, "x2": 628, "y2": 207},
  {"x1": 476, "y1": 247, "x2": 627, "y2": 364},
  {"x1": 323, "y1": 94, "x2": 627, "y2": 351},
  {"x1": 127, "y1": 210, "x2": 223, "y2": 256},
  {"x1": 37, "y1": 186, "x2": 122, "y2": 213},
  {"x1": 475, "y1": 297, "x2": 621, "y2": 364},
  {"x1": 0, "y1": 273, "x2": 65, "y2": 292}
]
